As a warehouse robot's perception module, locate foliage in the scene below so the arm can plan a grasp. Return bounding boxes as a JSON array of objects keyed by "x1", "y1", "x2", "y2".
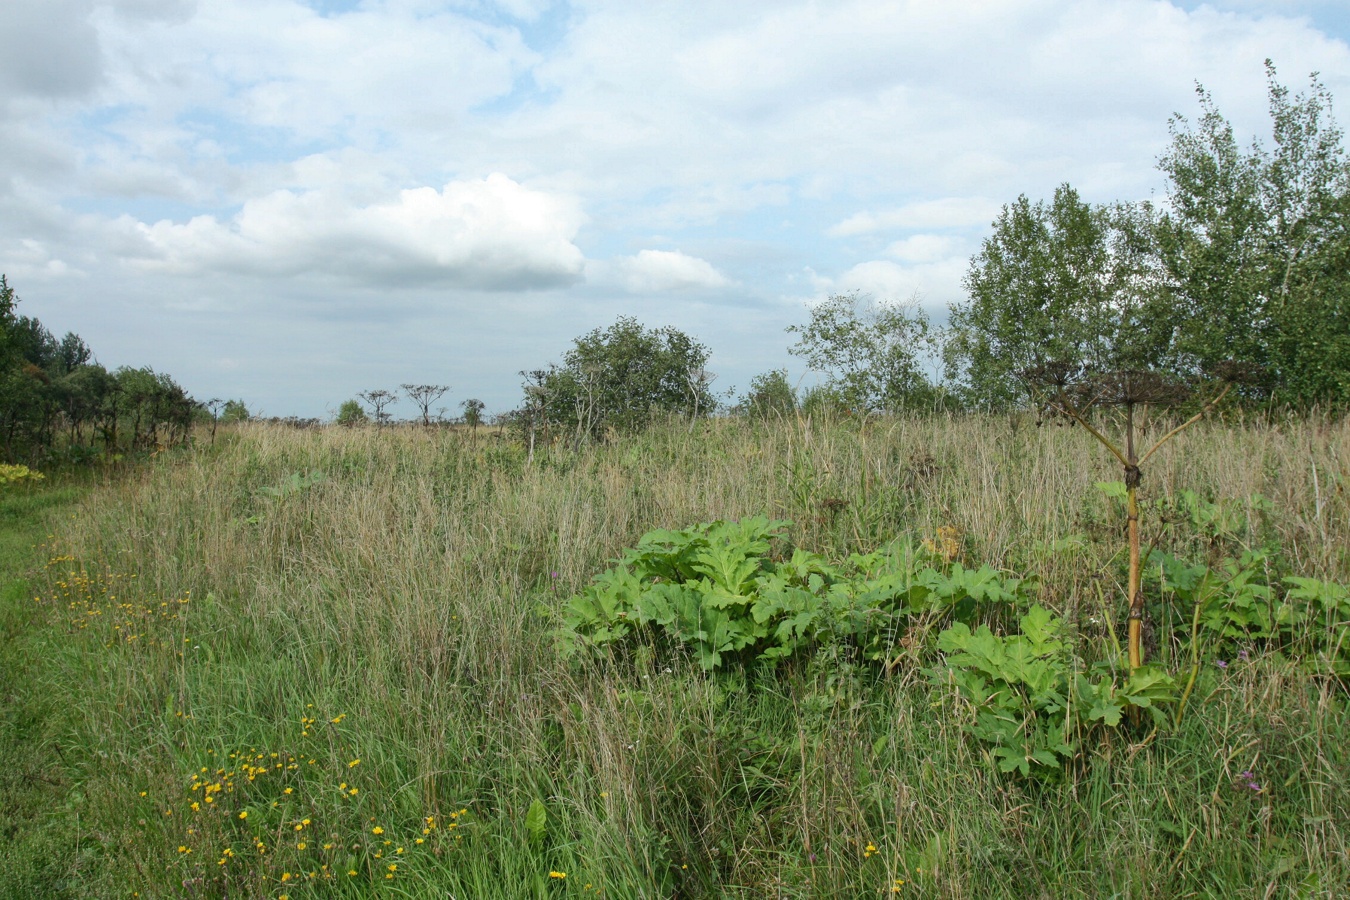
[
  {"x1": 935, "y1": 607, "x2": 1177, "y2": 778},
  {"x1": 521, "y1": 316, "x2": 716, "y2": 440},
  {"x1": 220, "y1": 399, "x2": 250, "y2": 423},
  {"x1": 561, "y1": 516, "x2": 1036, "y2": 671},
  {"x1": 788, "y1": 293, "x2": 939, "y2": 413},
  {"x1": 738, "y1": 368, "x2": 796, "y2": 420},
  {"x1": 334, "y1": 399, "x2": 368, "y2": 427},
  {"x1": 948, "y1": 188, "x2": 1171, "y2": 409},
  {"x1": 1157, "y1": 63, "x2": 1350, "y2": 405},
  {"x1": 7, "y1": 416, "x2": 1350, "y2": 897},
  {"x1": 1149, "y1": 550, "x2": 1350, "y2": 677},
  {"x1": 0, "y1": 463, "x2": 44, "y2": 485},
  {"x1": 460, "y1": 398, "x2": 485, "y2": 430},
  {"x1": 0, "y1": 275, "x2": 200, "y2": 463}
]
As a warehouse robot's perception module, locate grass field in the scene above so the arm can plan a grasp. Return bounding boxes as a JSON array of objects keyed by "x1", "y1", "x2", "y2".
[{"x1": 1, "y1": 413, "x2": 1347, "y2": 898}]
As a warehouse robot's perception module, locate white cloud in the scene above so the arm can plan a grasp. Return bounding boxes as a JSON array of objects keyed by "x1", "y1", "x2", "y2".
[
  {"x1": 606, "y1": 249, "x2": 731, "y2": 293},
  {"x1": 885, "y1": 235, "x2": 964, "y2": 265},
  {"x1": 1, "y1": 238, "x2": 77, "y2": 280},
  {"x1": 117, "y1": 173, "x2": 587, "y2": 289},
  {"x1": 829, "y1": 257, "x2": 969, "y2": 313},
  {"x1": 830, "y1": 198, "x2": 1003, "y2": 237},
  {"x1": 2, "y1": 0, "x2": 1349, "y2": 418}
]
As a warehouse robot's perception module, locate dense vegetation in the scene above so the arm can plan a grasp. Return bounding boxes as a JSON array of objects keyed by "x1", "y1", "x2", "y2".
[
  {"x1": 1, "y1": 413, "x2": 1346, "y2": 898},
  {"x1": 0, "y1": 276, "x2": 214, "y2": 464},
  {"x1": 0, "y1": 62, "x2": 1347, "y2": 899}
]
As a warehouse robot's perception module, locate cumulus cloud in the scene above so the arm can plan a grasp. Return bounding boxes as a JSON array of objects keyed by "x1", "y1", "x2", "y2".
[
  {"x1": 827, "y1": 257, "x2": 969, "y2": 313},
  {"x1": 606, "y1": 249, "x2": 731, "y2": 293},
  {"x1": 117, "y1": 173, "x2": 587, "y2": 289}
]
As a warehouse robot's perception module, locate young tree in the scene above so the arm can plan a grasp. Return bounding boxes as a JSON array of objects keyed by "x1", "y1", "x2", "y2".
[
  {"x1": 1157, "y1": 62, "x2": 1350, "y2": 404},
  {"x1": 401, "y1": 384, "x2": 450, "y2": 426},
  {"x1": 221, "y1": 399, "x2": 250, "y2": 423},
  {"x1": 947, "y1": 188, "x2": 1173, "y2": 410},
  {"x1": 739, "y1": 369, "x2": 797, "y2": 420},
  {"x1": 335, "y1": 399, "x2": 368, "y2": 427},
  {"x1": 788, "y1": 293, "x2": 938, "y2": 414},
  {"x1": 523, "y1": 317, "x2": 715, "y2": 440}
]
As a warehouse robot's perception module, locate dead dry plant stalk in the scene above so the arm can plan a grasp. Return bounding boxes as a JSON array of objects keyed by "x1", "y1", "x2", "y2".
[{"x1": 1027, "y1": 365, "x2": 1236, "y2": 672}]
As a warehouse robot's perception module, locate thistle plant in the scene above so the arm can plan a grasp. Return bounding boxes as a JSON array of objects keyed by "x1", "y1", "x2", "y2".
[{"x1": 1023, "y1": 362, "x2": 1243, "y2": 672}]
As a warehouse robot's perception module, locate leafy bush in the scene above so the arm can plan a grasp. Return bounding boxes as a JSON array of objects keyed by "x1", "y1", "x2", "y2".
[
  {"x1": 0, "y1": 463, "x2": 44, "y2": 485},
  {"x1": 334, "y1": 399, "x2": 368, "y2": 427},
  {"x1": 560, "y1": 516, "x2": 1036, "y2": 671}
]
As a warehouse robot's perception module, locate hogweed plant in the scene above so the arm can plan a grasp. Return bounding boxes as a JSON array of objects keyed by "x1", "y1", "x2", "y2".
[{"x1": 1023, "y1": 362, "x2": 1244, "y2": 673}]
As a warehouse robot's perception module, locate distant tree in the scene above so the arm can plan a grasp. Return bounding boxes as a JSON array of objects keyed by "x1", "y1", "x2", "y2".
[
  {"x1": 799, "y1": 383, "x2": 848, "y2": 420},
  {"x1": 522, "y1": 317, "x2": 715, "y2": 441},
  {"x1": 788, "y1": 293, "x2": 939, "y2": 413},
  {"x1": 740, "y1": 369, "x2": 796, "y2": 420},
  {"x1": 359, "y1": 389, "x2": 398, "y2": 426},
  {"x1": 335, "y1": 399, "x2": 368, "y2": 427},
  {"x1": 0, "y1": 275, "x2": 201, "y2": 461},
  {"x1": 58, "y1": 332, "x2": 92, "y2": 373},
  {"x1": 460, "y1": 398, "x2": 486, "y2": 431},
  {"x1": 221, "y1": 399, "x2": 250, "y2": 423},
  {"x1": 402, "y1": 384, "x2": 450, "y2": 426}
]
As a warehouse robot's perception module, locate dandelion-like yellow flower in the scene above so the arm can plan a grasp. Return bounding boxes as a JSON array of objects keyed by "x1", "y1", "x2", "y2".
[
  {"x1": 348, "y1": 759, "x2": 360, "y2": 768},
  {"x1": 238, "y1": 811, "x2": 248, "y2": 819},
  {"x1": 549, "y1": 871, "x2": 567, "y2": 879},
  {"x1": 371, "y1": 826, "x2": 384, "y2": 835}
]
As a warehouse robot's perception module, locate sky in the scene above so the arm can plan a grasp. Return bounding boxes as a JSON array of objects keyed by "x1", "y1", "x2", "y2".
[{"x1": 2, "y1": 0, "x2": 1348, "y2": 420}]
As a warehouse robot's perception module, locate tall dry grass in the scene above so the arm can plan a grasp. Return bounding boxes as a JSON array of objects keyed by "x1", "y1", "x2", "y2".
[{"x1": 21, "y1": 411, "x2": 1350, "y2": 898}]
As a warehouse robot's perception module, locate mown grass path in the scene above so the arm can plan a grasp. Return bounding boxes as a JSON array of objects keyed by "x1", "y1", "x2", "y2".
[{"x1": 0, "y1": 479, "x2": 88, "y2": 897}]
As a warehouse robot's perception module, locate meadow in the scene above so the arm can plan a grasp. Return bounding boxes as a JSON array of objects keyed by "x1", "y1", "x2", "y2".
[{"x1": 1, "y1": 412, "x2": 1347, "y2": 898}]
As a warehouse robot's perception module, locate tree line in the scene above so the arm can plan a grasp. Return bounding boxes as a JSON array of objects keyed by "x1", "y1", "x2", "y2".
[{"x1": 0, "y1": 277, "x2": 235, "y2": 464}]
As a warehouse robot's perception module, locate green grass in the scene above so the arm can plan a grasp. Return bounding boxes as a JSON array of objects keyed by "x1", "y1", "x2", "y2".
[
  {"x1": 1, "y1": 415, "x2": 1348, "y2": 898},
  {"x1": 0, "y1": 477, "x2": 95, "y2": 898}
]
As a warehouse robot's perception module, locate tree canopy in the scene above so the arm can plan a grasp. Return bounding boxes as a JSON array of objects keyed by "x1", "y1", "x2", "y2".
[
  {"x1": 520, "y1": 316, "x2": 716, "y2": 440},
  {"x1": 946, "y1": 63, "x2": 1348, "y2": 410},
  {"x1": 788, "y1": 293, "x2": 939, "y2": 414},
  {"x1": 0, "y1": 275, "x2": 203, "y2": 462}
]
